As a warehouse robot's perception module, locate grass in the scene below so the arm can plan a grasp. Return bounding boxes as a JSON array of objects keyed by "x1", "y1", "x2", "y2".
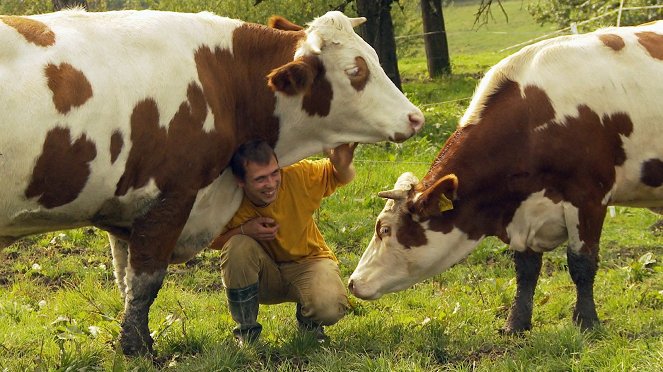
[{"x1": 1, "y1": 0, "x2": 663, "y2": 370}]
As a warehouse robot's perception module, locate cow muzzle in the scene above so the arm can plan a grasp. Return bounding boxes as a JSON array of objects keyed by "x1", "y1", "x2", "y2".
[
  {"x1": 390, "y1": 111, "x2": 425, "y2": 142},
  {"x1": 347, "y1": 277, "x2": 383, "y2": 300}
]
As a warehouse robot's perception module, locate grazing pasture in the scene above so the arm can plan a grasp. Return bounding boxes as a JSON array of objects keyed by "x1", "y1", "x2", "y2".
[{"x1": 1, "y1": 1, "x2": 661, "y2": 370}]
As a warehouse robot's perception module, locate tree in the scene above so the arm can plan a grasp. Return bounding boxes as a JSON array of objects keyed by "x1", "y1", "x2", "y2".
[
  {"x1": 355, "y1": 0, "x2": 402, "y2": 90},
  {"x1": 421, "y1": 0, "x2": 450, "y2": 77},
  {"x1": 527, "y1": 0, "x2": 663, "y2": 31},
  {"x1": 52, "y1": 0, "x2": 88, "y2": 10}
]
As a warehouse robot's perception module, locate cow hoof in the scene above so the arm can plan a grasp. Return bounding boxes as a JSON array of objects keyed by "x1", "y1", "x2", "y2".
[
  {"x1": 499, "y1": 323, "x2": 531, "y2": 336},
  {"x1": 574, "y1": 317, "x2": 600, "y2": 332},
  {"x1": 572, "y1": 308, "x2": 599, "y2": 331},
  {"x1": 119, "y1": 332, "x2": 154, "y2": 357}
]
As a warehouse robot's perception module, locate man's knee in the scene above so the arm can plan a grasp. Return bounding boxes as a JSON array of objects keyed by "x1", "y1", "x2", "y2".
[
  {"x1": 221, "y1": 235, "x2": 265, "y2": 289},
  {"x1": 302, "y1": 294, "x2": 348, "y2": 326}
]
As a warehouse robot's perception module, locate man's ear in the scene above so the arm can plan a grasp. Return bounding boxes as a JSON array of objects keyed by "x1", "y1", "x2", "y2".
[
  {"x1": 409, "y1": 174, "x2": 458, "y2": 219},
  {"x1": 267, "y1": 56, "x2": 321, "y2": 96},
  {"x1": 235, "y1": 175, "x2": 246, "y2": 189}
]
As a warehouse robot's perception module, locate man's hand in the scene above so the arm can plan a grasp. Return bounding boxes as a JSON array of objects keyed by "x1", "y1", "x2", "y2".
[
  {"x1": 324, "y1": 143, "x2": 357, "y2": 184},
  {"x1": 241, "y1": 217, "x2": 279, "y2": 241}
]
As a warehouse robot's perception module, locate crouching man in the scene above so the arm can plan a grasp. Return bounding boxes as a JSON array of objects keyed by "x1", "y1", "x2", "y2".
[{"x1": 210, "y1": 140, "x2": 356, "y2": 344}]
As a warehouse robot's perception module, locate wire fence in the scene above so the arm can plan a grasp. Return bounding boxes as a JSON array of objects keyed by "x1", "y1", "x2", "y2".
[
  {"x1": 391, "y1": 4, "x2": 663, "y2": 109},
  {"x1": 393, "y1": 4, "x2": 663, "y2": 53}
]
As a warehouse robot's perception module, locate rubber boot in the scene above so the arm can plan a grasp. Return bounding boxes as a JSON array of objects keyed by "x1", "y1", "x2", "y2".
[
  {"x1": 296, "y1": 303, "x2": 329, "y2": 343},
  {"x1": 226, "y1": 283, "x2": 262, "y2": 346}
]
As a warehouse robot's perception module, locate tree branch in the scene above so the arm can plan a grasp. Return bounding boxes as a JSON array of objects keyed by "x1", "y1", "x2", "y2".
[{"x1": 474, "y1": 0, "x2": 508, "y2": 28}]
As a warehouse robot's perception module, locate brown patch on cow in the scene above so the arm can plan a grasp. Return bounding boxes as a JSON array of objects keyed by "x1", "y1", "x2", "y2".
[
  {"x1": 418, "y1": 79, "x2": 633, "y2": 247},
  {"x1": 110, "y1": 130, "x2": 123, "y2": 164},
  {"x1": 45, "y1": 63, "x2": 93, "y2": 114},
  {"x1": 301, "y1": 57, "x2": 333, "y2": 116},
  {"x1": 640, "y1": 159, "x2": 663, "y2": 187},
  {"x1": 598, "y1": 34, "x2": 625, "y2": 51},
  {"x1": 25, "y1": 127, "x2": 97, "y2": 208},
  {"x1": 636, "y1": 31, "x2": 663, "y2": 60},
  {"x1": 1, "y1": 15, "x2": 55, "y2": 47},
  {"x1": 396, "y1": 213, "x2": 427, "y2": 248},
  {"x1": 116, "y1": 82, "x2": 228, "y2": 195},
  {"x1": 350, "y1": 56, "x2": 369, "y2": 91},
  {"x1": 194, "y1": 24, "x2": 303, "y2": 147}
]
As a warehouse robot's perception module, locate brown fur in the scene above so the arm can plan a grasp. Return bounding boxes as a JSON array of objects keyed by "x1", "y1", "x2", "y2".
[
  {"x1": 350, "y1": 56, "x2": 369, "y2": 91},
  {"x1": 1, "y1": 15, "x2": 55, "y2": 47},
  {"x1": 25, "y1": 127, "x2": 97, "y2": 208},
  {"x1": 396, "y1": 213, "x2": 428, "y2": 248},
  {"x1": 598, "y1": 34, "x2": 625, "y2": 51},
  {"x1": 636, "y1": 31, "x2": 663, "y2": 60},
  {"x1": 301, "y1": 56, "x2": 333, "y2": 116},
  {"x1": 110, "y1": 130, "x2": 123, "y2": 164},
  {"x1": 45, "y1": 63, "x2": 93, "y2": 114}
]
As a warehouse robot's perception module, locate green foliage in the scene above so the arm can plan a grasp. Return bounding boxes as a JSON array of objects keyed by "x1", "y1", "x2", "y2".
[
  {"x1": 0, "y1": 0, "x2": 51, "y2": 15},
  {"x1": 527, "y1": 0, "x2": 663, "y2": 31},
  {"x1": 0, "y1": 0, "x2": 346, "y2": 24}
]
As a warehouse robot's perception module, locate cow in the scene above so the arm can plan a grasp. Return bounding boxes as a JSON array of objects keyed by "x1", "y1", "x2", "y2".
[
  {"x1": 0, "y1": 9, "x2": 424, "y2": 356},
  {"x1": 349, "y1": 21, "x2": 663, "y2": 334}
]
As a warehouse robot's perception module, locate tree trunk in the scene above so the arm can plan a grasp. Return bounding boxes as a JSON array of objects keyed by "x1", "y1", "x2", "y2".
[
  {"x1": 421, "y1": 0, "x2": 451, "y2": 77},
  {"x1": 355, "y1": 0, "x2": 402, "y2": 91},
  {"x1": 52, "y1": 0, "x2": 88, "y2": 11}
]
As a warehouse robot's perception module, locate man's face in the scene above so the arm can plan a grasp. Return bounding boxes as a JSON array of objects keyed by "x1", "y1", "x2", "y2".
[{"x1": 238, "y1": 155, "x2": 281, "y2": 207}]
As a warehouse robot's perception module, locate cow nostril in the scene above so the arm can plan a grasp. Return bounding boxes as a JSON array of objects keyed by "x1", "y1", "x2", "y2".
[
  {"x1": 348, "y1": 279, "x2": 355, "y2": 292},
  {"x1": 409, "y1": 112, "x2": 424, "y2": 132}
]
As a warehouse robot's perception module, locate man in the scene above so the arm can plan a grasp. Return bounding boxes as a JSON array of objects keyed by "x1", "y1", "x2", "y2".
[{"x1": 210, "y1": 140, "x2": 357, "y2": 344}]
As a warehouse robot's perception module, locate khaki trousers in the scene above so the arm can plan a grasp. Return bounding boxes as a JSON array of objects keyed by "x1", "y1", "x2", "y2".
[{"x1": 220, "y1": 234, "x2": 349, "y2": 326}]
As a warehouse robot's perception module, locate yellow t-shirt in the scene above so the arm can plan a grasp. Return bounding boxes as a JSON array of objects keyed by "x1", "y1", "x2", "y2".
[{"x1": 225, "y1": 159, "x2": 343, "y2": 263}]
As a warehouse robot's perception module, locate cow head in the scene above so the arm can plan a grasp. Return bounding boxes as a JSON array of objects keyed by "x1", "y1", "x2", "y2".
[
  {"x1": 348, "y1": 172, "x2": 482, "y2": 300},
  {"x1": 267, "y1": 11, "x2": 424, "y2": 165}
]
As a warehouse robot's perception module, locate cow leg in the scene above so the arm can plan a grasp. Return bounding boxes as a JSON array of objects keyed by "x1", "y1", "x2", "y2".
[
  {"x1": 502, "y1": 249, "x2": 543, "y2": 334},
  {"x1": 119, "y1": 192, "x2": 197, "y2": 356},
  {"x1": 566, "y1": 245, "x2": 599, "y2": 330},
  {"x1": 109, "y1": 233, "x2": 129, "y2": 299}
]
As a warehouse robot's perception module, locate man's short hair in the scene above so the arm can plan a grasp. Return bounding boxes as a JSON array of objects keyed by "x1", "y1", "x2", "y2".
[{"x1": 230, "y1": 140, "x2": 278, "y2": 181}]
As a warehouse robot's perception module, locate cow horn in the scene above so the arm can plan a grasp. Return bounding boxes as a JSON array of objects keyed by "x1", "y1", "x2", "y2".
[
  {"x1": 349, "y1": 17, "x2": 367, "y2": 28},
  {"x1": 378, "y1": 189, "x2": 408, "y2": 200}
]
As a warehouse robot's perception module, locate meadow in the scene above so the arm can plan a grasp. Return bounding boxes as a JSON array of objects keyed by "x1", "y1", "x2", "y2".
[{"x1": 0, "y1": 1, "x2": 662, "y2": 370}]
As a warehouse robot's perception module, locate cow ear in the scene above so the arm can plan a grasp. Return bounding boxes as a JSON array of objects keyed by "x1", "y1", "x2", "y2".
[
  {"x1": 410, "y1": 174, "x2": 458, "y2": 218},
  {"x1": 267, "y1": 15, "x2": 304, "y2": 31},
  {"x1": 267, "y1": 55, "x2": 320, "y2": 96}
]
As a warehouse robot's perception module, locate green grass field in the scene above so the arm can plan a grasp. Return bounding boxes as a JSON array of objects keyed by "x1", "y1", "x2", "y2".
[{"x1": 1, "y1": 1, "x2": 662, "y2": 370}]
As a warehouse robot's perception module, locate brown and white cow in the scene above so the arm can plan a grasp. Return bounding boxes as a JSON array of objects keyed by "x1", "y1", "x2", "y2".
[
  {"x1": 0, "y1": 9, "x2": 424, "y2": 355},
  {"x1": 349, "y1": 21, "x2": 663, "y2": 333}
]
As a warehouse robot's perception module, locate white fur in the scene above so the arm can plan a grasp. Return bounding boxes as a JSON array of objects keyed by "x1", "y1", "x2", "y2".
[{"x1": 506, "y1": 191, "x2": 568, "y2": 253}]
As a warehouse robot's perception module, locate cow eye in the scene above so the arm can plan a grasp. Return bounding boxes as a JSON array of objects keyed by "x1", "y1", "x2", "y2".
[{"x1": 378, "y1": 225, "x2": 391, "y2": 238}]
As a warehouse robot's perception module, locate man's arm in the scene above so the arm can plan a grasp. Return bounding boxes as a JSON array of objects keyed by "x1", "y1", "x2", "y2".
[
  {"x1": 325, "y1": 143, "x2": 357, "y2": 184},
  {"x1": 209, "y1": 216, "x2": 279, "y2": 249}
]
